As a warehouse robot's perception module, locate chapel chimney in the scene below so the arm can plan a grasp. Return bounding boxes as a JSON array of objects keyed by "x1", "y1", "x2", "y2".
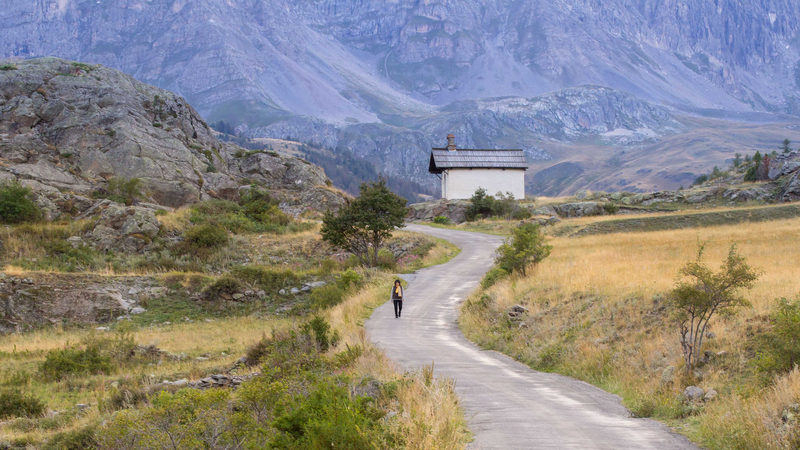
[{"x1": 446, "y1": 134, "x2": 457, "y2": 152}]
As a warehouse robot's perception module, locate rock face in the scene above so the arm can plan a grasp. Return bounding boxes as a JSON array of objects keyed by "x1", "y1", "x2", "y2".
[
  {"x1": 1, "y1": 0, "x2": 797, "y2": 118},
  {"x1": 0, "y1": 58, "x2": 345, "y2": 211},
  {"x1": 407, "y1": 200, "x2": 469, "y2": 224}
]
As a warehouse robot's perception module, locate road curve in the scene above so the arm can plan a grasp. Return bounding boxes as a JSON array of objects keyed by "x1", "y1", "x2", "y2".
[{"x1": 366, "y1": 224, "x2": 699, "y2": 450}]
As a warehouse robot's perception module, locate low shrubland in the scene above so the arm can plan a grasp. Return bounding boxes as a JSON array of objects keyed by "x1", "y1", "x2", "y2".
[
  {"x1": 187, "y1": 188, "x2": 309, "y2": 235},
  {"x1": 460, "y1": 216, "x2": 800, "y2": 449}
]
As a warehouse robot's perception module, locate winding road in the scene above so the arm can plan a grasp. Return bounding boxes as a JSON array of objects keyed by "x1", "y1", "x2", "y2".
[{"x1": 366, "y1": 225, "x2": 698, "y2": 450}]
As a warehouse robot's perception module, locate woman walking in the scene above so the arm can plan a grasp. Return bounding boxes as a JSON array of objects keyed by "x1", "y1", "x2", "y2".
[{"x1": 391, "y1": 279, "x2": 404, "y2": 318}]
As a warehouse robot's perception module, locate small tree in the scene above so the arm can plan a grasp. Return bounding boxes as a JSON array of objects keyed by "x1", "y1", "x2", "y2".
[
  {"x1": 753, "y1": 151, "x2": 763, "y2": 167},
  {"x1": 783, "y1": 139, "x2": 792, "y2": 154},
  {"x1": 321, "y1": 179, "x2": 407, "y2": 267},
  {"x1": 465, "y1": 188, "x2": 495, "y2": 221},
  {"x1": 492, "y1": 191, "x2": 517, "y2": 218},
  {"x1": 733, "y1": 152, "x2": 743, "y2": 168},
  {"x1": 495, "y1": 223, "x2": 552, "y2": 276},
  {"x1": 669, "y1": 244, "x2": 760, "y2": 373}
]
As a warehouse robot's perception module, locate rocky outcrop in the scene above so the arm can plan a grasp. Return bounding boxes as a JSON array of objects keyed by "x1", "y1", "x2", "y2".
[
  {"x1": 0, "y1": 58, "x2": 345, "y2": 212},
  {"x1": 0, "y1": 273, "x2": 157, "y2": 333},
  {"x1": 553, "y1": 202, "x2": 602, "y2": 218},
  {"x1": 407, "y1": 200, "x2": 469, "y2": 224}
]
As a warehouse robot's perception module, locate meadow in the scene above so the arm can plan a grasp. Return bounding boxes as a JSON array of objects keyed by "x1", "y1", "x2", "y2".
[{"x1": 460, "y1": 213, "x2": 800, "y2": 449}]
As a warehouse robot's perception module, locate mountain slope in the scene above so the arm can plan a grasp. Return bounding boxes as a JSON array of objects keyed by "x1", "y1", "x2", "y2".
[
  {"x1": 2, "y1": 0, "x2": 800, "y2": 196},
  {"x1": 0, "y1": 57, "x2": 346, "y2": 211}
]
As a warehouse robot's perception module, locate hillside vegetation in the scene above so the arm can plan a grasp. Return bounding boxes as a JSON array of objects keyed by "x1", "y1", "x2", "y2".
[{"x1": 0, "y1": 185, "x2": 463, "y2": 448}]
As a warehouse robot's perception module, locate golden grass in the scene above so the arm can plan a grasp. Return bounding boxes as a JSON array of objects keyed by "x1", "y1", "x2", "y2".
[
  {"x1": 155, "y1": 206, "x2": 192, "y2": 233},
  {"x1": 326, "y1": 275, "x2": 469, "y2": 450},
  {"x1": 460, "y1": 216, "x2": 800, "y2": 449},
  {"x1": 698, "y1": 368, "x2": 800, "y2": 449}
]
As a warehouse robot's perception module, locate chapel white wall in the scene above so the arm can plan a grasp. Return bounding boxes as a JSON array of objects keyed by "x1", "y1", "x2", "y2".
[{"x1": 443, "y1": 169, "x2": 525, "y2": 200}]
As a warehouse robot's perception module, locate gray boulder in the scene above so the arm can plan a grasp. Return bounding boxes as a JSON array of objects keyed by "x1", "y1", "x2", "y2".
[
  {"x1": 683, "y1": 386, "x2": 705, "y2": 402},
  {"x1": 89, "y1": 205, "x2": 160, "y2": 252},
  {"x1": 554, "y1": 202, "x2": 601, "y2": 218}
]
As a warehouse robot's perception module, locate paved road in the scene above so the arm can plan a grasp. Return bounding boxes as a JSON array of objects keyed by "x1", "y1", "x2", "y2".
[{"x1": 366, "y1": 224, "x2": 699, "y2": 450}]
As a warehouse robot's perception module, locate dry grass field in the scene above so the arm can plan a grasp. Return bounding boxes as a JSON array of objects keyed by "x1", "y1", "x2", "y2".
[{"x1": 460, "y1": 215, "x2": 800, "y2": 449}]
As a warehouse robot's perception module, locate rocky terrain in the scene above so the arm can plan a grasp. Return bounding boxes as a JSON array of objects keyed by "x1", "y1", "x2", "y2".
[
  {"x1": 0, "y1": 58, "x2": 346, "y2": 216},
  {"x1": 2, "y1": 1, "x2": 799, "y2": 197}
]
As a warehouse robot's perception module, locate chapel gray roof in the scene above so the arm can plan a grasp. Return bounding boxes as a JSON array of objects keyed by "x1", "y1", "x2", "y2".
[{"x1": 429, "y1": 148, "x2": 528, "y2": 174}]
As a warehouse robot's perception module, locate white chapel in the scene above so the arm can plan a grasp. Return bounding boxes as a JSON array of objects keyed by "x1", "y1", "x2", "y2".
[{"x1": 428, "y1": 134, "x2": 528, "y2": 200}]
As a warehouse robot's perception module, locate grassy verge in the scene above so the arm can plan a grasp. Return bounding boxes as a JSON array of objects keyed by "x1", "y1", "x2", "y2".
[
  {"x1": 399, "y1": 236, "x2": 461, "y2": 273},
  {"x1": 459, "y1": 216, "x2": 800, "y2": 449}
]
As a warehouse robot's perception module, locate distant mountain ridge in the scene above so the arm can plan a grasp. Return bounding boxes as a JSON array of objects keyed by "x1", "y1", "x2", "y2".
[{"x1": 2, "y1": 0, "x2": 800, "y2": 195}]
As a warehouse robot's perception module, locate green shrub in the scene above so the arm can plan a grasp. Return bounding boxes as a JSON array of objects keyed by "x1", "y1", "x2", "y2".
[
  {"x1": 342, "y1": 255, "x2": 362, "y2": 270},
  {"x1": 433, "y1": 215, "x2": 450, "y2": 224},
  {"x1": 535, "y1": 343, "x2": 567, "y2": 371},
  {"x1": 245, "y1": 328, "x2": 323, "y2": 372},
  {"x1": 0, "y1": 64, "x2": 18, "y2": 71},
  {"x1": 191, "y1": 199, "x2": 241, "y2": 218},
  {"x1": 336, "y1": 268, "x2": 362, "y2": 291},
  {"x1": 0, "y1": 390, "x2": 45, "y2": 419},
  {"x1": 203, "y1": 276, "x2": 242, "y2": 299},
  {"x1": 97, "y1": 389, "x2": 233, "y2": 450},
  {"x1": 602, "y1": 203, "x2": 620, "y2": 215},
  {"x1": 310, "y1": 285, "x2": 345, "y2": 310},
  {"x1": 42, "y1": 239, "x2": 98, "y2": 269},
  {"x1": 103, "y1": 387, "x2": 149, "y2": 412},
  {"x1": 495, "y1": 223, "x2": 552, "y2": 276},
  {"x1": 302, "y1": 316, "x2": 339, "y2": 353},
  {"x1": 184, "y1": 224, "x2": 228, "y2": 249},
  {"x1": 0, "y1": 182, "x2": 40, "y2": 224},
  {"x1": 376, "y1": 248, "x2": 397, "y2": 271},
  {"x1": 187, "y1": 193, "x2": 300, "y2": 235},
  {"x1": 465, "y1": 188, "x2": 496, "y2": 221},
  {"x1": 754, "y1": 297, "x2": 800, "y2": 376},
  {"x1": 511, "y1": 207, "x2": 532, "y2": 220},
  {"x1": 39, "y1": 346, "x2": 114, "y2": 381},
  {"x1": 481, "y1": 266, "x2": 509, "y2": 289},
  {"x1": 42, "y1": 424, "x2": 97, "y2": 450},
  {"x1": 692, "y1": 174, "x2": 709, "y2": 186},
  {"x1": 107, "y1": 177, "x2": 145, "y2": 205},
  {"x1": 492, "y1": 191, "x2": 517, "y2": 218},
  {"x1": 231, "y1": 266, "x2": 299, "y2": 292},
  {"x1": 240, "y1": 188, "x2": 291, "y2": 227},
  {"x1": 271, "y1": 381, "x2": 388, "y2": 450},
  {"x1": 743, "y1": 166, "x2": 758, "y2": 182},
  {"x1": 319, "y1": 258, "x2": 340, "y2": 274}
]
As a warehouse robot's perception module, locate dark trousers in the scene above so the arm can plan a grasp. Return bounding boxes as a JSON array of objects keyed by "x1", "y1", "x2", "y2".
[{"x1": 393, "y1": 300, "x2": 403, "y2": 317}]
